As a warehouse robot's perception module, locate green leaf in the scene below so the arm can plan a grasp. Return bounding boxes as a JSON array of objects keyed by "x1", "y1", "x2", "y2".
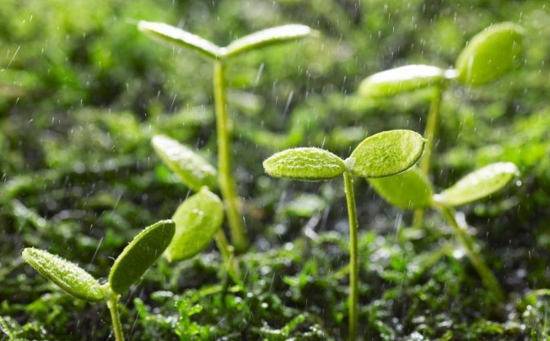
[
  {"x1": 225, "y1": 24, "x2": 312, "y2": 58},
  {"x1": 152, "y1": 135, "x2": 217, "y2": 191},
  {"x1": 263, "y1": 147, "x2": 345, "y2": 181},
  {"x1": 368, "y1": 168, "x2": 433, "y2": 209},
  {"x1": 109, "y1": 220, "x2": 175, "y2": 294},
  {"x1": 165, "y1": 187, "x2": 224, "y2": 262},
  {"x1": 455, "y1": 22, "x2": 525, "y2": 86},
  {"x1": 358, "y1": 65, "x2": 449, "y2": 98},
  {"x1": 138, "y1": 21, "x2": 221, "y2": 60},
  {"x1": 22, "y1": 248, "x2": 104, "y2": 302},
  {"x1": 436, "y1": 162, "x2": 520, "y2": 207},
  {"x1": 349, "y1": 130, "x2": 426, "y2": 178}
]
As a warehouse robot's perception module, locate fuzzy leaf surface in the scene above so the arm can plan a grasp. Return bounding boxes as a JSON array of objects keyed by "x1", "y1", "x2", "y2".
[
  {"x1": 455, "y1": 22, "x2": 524, "y2": 86},
  {"x1": 165, "y1": 187, "x2": 224, "y2": 262},
  {"x1": 22, "y1": 248, "x2": 104, "y2": 302},
  {"x1": 109, "y1": 220, "x2": 175, "y2": 294},
  {"x1": 263, "y1": 148, "x2": 345, "y2": 181},
  {"x1": 152, "y1": 135, "x2": 217, "y2": 191},
  {"x1": 437, "y1": 162, "x2": 519, "y2": 207},
  {"x1": 349, "y1": 130, "x2": 425, "y2": 178}
]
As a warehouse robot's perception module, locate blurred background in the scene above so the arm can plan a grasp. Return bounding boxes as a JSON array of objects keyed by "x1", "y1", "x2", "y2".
[{"x1": 1, "y1": 0, "x2": 550, "y2": 340}]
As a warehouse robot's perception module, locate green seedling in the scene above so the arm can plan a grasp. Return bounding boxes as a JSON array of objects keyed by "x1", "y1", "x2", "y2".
[
  {"x1": 358, "y1": 22, "x2": 524, "y2": 225},
  {"x1": 140, "y1": 21, "x2": 313, "y2": 253},
  {"x1": 22, "y1": 220, "x2": 175, "y2": 341},
  {"x1": 263, "y1": 129, "x2": 426, "y2": 341},
  {"x1": 152, "y1": 135, "x2": 240, "y2": 282},
  {"x1": 369, "y1": 162, "x2": 520, "y2": 299}
]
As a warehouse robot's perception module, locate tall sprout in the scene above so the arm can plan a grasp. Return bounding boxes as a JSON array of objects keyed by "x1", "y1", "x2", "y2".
[
  {"x1": 263, "y1": 130, "x2": 425, "y2": 341},
  {"x1": 22, "y1": 220, "x2": 175, "y2": 341},
  {"x1": 358, "y1": 22, "x2": 524, "y2": 226},
  {"x1": 368, "y1": 162, "x2": 520, "y2": 300},
  {"x1": 139, "y1": 22, "x2": 312, "y2": 252}
]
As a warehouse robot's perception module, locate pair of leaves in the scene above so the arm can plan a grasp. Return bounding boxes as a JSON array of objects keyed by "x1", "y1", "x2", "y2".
[
  {"x1": 263, "y1": 130, "x2": 425, "y2": 181},
  {"x1": 138, "y1": 21, "x2": 311, "y2": 60},
  {"x1": 359, "y1": 22, "x2": 524, "y2": 98},
  {"x1": 152, "y1": 135, "x2": 217, "y2": 191},
  {"x1": 22, "y1": 220, "x2": 175, "y2": 300},
  {"x1": 369, "y1": 162, "x2": 519, "y2": 209}
]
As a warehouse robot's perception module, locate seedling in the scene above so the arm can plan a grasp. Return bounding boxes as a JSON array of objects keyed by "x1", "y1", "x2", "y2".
[
  {"x1": 369, "y1": 162, "x2": 520, "y2": 299},
  {"x1": 263, "y1": 129, "x2": 426, "y2": 341},
  {"x1": 152, "y1": 135, "x2": 240, "y2": 282},
  {"x1": 358, "y1": 22, "x2": 524, "y2": 225},
  {"x1": 139, "y1": 21, "x2": 313, "y2": 253},
  {"x1": 22, "y1": 220, "x2": 175, "y2": 341}
]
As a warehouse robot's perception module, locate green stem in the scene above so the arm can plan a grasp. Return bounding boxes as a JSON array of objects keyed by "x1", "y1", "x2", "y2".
[
  {"x1": 439, "y1": 206, "x2": 504, "y2": 300},
  {"x1": 414, "y1": 85, "x2": 444, "y2": 227},
  {"x1": 343, "y1": 171, "x2": 359, "y2": 341},
  {"x1": 107, "y1": 296, "x2": 125, "y2": 341},
  {"x1": 214, "y1": 229, "x2": 242, "y2": 284},
  {"x1": 213, "y1": 61, "x2": 249, "y2": 253}
]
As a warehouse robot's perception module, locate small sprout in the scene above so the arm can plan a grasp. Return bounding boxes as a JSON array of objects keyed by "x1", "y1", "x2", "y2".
[
  {"x1": 140, "y1": 21, "x2": 312, "y2": 252},
  {"x1": 349, "y1": 130, "x2": 426, "y2": 178},
  {"x1": 368, "y1": 168, "x2": 433, "y2": 209},
  {"x1": 358, "y1": 65, "x2": 447, "y2": 98},
  {"x1": 22, "y1": 248, "x2": 105, "y2": 302},
  {"x1": 263, "y1": 147, "x2": 345, "y2": 181},
  {"x1": 165, "y1": 187, "x2": 224, "y2": 262},
  {"x1": 152, "y1": 135, "x2": 217, "y2": 192},
  {"x1": 455, "y1": 22, "x2": 525, "y2": 86},
  {"x1": 109, "y1": 220, "x2": 175, "y2": 295},
  {"x1": 369, "y1": 162, "x2": 520, "y2": 299},
  {"x1": 263, "y1": 129, "x2": 424, "y2": 341},
  {"x1": 357, "y1": 22, "x2": 525, "y2": 228},
  {"x1": 436, "y1": 162, "x2": 520, "y2": 207},
  {"x1": 225, "y1": 24, "x2": 312, "y2": 58},
  {"x1": 23, "y1": 220, "x2": 175, "y2": 341},
  {"x1": 137, "y1": 21, "x2": 221, "y2": 59}
]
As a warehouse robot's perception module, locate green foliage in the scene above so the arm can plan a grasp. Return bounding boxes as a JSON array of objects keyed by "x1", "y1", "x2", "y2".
[
  {"x1": 165, "y1": 187, "x2": 224, "y2": 262},
  {"x1": 151, "y1": 135, "x2": 218, "y2": 192},
  {"x1": 349, "y1": 130, "x2": 426, "y2": 178},
  {"x1": 263, "y1": 147, "x2": 345, "y2": 181},
  {"x1": 109, "y1": 220, "x2": 175, "y2": 294},
  {"x1": 358, "y1": 65, "x2": 448, "y2": 98},
  {"x1": 225, "y1": 24, "x2": 312, "y2": 58},
  {"x1": 138, "y1": 21, "x2": 221, "y2": 60},
  {"x1": 368, "y1": 168, "x2": 434, "y2": 209},
  {"x1": 436, "y1": 162, "x2": 520, "y2": 207},
  {"x1": 21, "y1": 248, "x2": 105, "y2": 302},
  {"x1": 455, "y1": 22, "x2": 525, "y2": 86}
]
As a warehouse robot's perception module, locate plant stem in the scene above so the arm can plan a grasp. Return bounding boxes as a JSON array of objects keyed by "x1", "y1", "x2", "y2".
[
  {"x1": 213, "y1": 60, "x2": 249, "y2": 253},
  {"x1": 414, "y1": 85, "x2": 444, "y2": 226},
  {"x1": 343, "y1": 171, "x2": 359, "y2": 341},
  {"x1": 439, "y1": 206, "x2": 504, "y2": 300},
  {"x1": 214, "y1": 229, "x2": 242, "y2": 284},
  {"x1": 107, "y1": 296, "x2": 125, "y2": 341}
]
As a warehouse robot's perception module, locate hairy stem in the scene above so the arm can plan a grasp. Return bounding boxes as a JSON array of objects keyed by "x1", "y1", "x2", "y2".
[
  {"x1": 214, "y1": 229, "x2": 242, "y2": 284},
  {"x1": 414, "y1": 85, "x2": 444, "y2": 226},
  {"x1": 439, "y1": 206, "x2": 504, "y2": 300},
  {"x1": 213, "y1": 61, "x2": 249, "y2": 253},
  {"x1": 107, "y1": 297, "x2": 125, "y2": 341},
  {"x1": 343, "y1": 171, "x2": 359, "y2": 341}
]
